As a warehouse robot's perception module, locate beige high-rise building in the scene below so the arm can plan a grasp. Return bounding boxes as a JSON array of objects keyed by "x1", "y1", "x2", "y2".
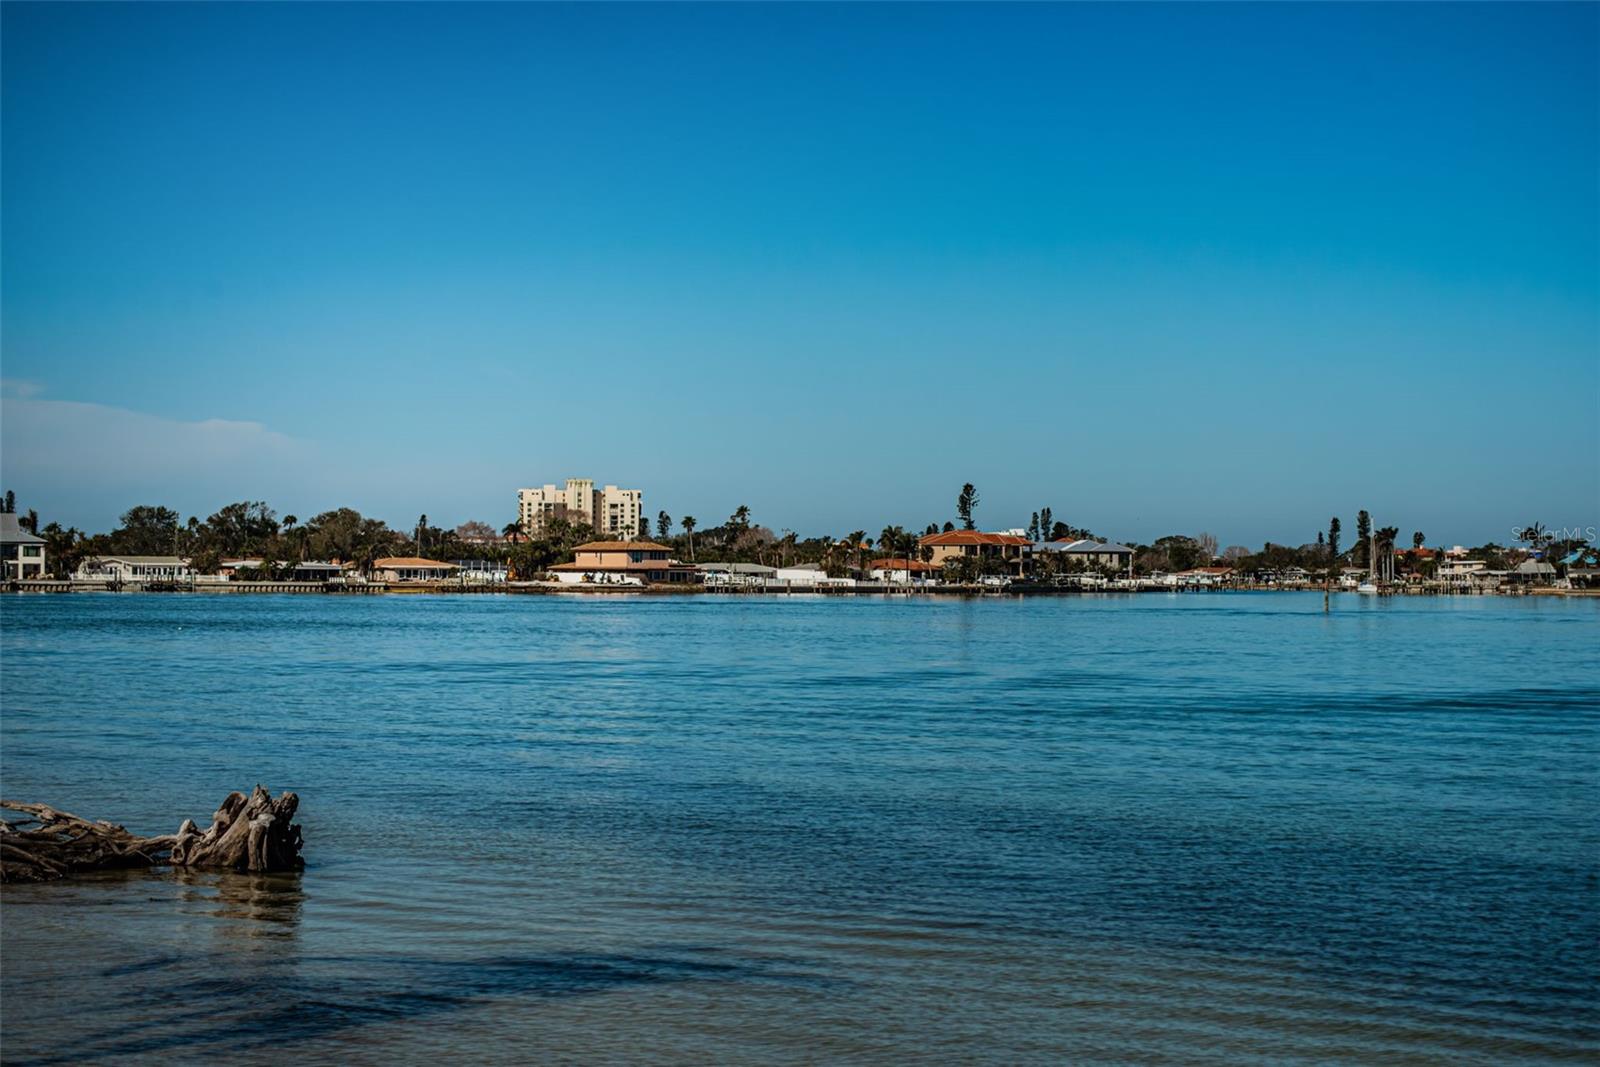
[
  {"x1": 516, "y1": 478, "x2": 644, "y2": 538},
  {"x1": 595, "y1": 485, "x2": 643, "y2": 538}
]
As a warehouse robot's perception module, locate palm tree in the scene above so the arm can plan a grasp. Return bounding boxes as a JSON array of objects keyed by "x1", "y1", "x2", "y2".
[
  {"x1": 894, "y1": 529, "x2": 920, "y2": 577},
  {"x1": 1375, "y1": 526, "x2": 1400, "y2": 583},
  {"x1": 681, "y1": 516, "x2": 697, "y2": 561},
  {"x1": 847, "y1": 530, "x2": 866, "y2": 572},
  {"x1": 879, "y1": 526, "x2": 900, "y2": 558},
  {"x1": 657, "y1": 511, "x2": 671, "y2": 541},
  {"x1": 279, "y1": 515, "x2": 298, "y2": 561},
  {"x1": 1412, "y1": 530, "x2": 1425, "y2": 551}
]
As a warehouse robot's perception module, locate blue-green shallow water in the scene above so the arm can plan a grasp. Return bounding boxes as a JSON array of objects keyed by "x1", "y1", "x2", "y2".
[{"x1": 1, "y1": 592, "x2": 1596, "y2": 1065}]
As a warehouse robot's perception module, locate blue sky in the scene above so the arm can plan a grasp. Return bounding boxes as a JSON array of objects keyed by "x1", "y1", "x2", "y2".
[{"x1": 3, "y1": 3, "x2": 1596, "y2": 547}]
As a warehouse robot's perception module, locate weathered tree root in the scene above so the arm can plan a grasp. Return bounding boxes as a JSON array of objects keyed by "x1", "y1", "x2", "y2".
[{"x1": 0, "y1": 786, "x2": 303, "y2": 884}]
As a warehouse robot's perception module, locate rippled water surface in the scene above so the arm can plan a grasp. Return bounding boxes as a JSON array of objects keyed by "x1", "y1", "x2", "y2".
[{"x1": 2, "y1": 592, "x2": 1596, "y2": 1064}]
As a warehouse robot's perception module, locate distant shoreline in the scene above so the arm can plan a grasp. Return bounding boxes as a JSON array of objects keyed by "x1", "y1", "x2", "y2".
[{"x1": 6, "y1": 581, "x2": 1596, "y2": 599}]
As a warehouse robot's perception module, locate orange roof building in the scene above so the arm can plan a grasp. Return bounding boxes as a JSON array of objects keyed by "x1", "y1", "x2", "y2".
[
  {"x1": 919, "y1": 530, "x2": 1031, "y2": 548},
  {"x1": 549, "y1": 541, "x2": 697, "y2": 586},
  {"x1": 917, "y1": 530, "x2": 1030, "y2": 576}
]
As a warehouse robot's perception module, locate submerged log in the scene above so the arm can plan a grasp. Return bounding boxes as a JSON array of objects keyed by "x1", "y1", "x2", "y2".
[{"x1": 0, "y1": 786, "x2": 303, "y2": 884}]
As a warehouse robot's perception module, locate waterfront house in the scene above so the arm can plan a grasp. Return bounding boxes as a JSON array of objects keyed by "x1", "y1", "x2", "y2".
[
  {"x1": 1279, "y1": 566, "x2": 1311, "y2": 585},
  {"x1": 217, "y1": 559, "x2": 263, "y2": 579},
  {"x1": 869, "y1": 558, "x2": 942, "y2": 584},
  {"x1": 292, "y1": 561, "x2": 346, "y2": 582},
  {"x1": 372, "y1": 557, "x2": 460, "y2": 582},
  {"x1": 1047, "y1": 539, "x2": 1135, "y2": 571},
  {"x1": 1394, "y1": 547, "x2": 1437, "y2": 577},
  {"x1": 699, "y1": 562, "x2": 777, "y2": 587},
  {"x1": 1, "y1": 514, "x2": 47, "y2": 580},
  {"x1": 919, "y1": 531, "x2": 1032, "y2": 577},
  {"x1": 1563, "y1": 549, "x2": 1600, "y2": 588},
  {"x1": 1173, "y1": 566, "x2": 1233, "y2": 587},
  {"x1": 549, "y1": 541, "x2": 697, "y2": 585},
  {"x1": 773, "y1": 562, "x2": 856, "y2": 587},
  {"x1": 1509, "y1": 559, "x2": 1557, "y2": 585},
  {"x1": 452, "y1": 559, "x2": 508, "y2": 584},
  {"x1": 1438, "y1": 559, "x2": 1487, "y2": 580},
  {"x1": 75, "y1": 556, "x2": 194, "y2": 582}
]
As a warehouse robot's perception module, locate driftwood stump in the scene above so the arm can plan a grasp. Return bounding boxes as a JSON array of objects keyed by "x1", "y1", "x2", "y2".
[{"x1": 0, "y1": 786, "x2": 304, "y2": 884}]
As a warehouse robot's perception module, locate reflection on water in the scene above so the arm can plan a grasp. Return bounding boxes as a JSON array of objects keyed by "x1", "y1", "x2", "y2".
[
  {"x1": 2, "y1": 593, "x2": 1598, "y2": 1063},
  {"x1": 171, "y1": 868, "x2": 306, "y2": 933}
]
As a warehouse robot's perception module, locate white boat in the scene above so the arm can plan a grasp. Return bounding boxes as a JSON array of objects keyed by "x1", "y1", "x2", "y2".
[{"x1": 1357, "y1": 581, "x2": 1379, "y2": 595}]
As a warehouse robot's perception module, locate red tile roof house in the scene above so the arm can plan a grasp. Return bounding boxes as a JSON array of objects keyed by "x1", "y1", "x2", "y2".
[
  {"x1": 549, "y1": 541, "x2": 699, "y2": 586},
  {"x1": 917, "y1": 531, "x2": 1032, "y2": 577}
]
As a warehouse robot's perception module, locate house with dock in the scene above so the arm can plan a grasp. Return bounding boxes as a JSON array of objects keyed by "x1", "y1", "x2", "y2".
[
  {"x1": 549, "y1": 541, "x2": 698, "y2": 585},
  {"x1": 452, "y1": 559, "x2": 508, "y2": 584},
  {"x1": 918, "y1": 531, "x2": 1031, "y2": 577},
  {"x1": 1045, "y1": 539, "x2": 1136, "y2": 571},
  {"x1": 372, "y1": 557, "x2": 460, "y2": 582},
  {"x1": 773, "y1": 563, "x2": 857, "y2": 587},
  {"x1": 1172, "y1": 566, "x2": 1233, "y2": 587},
  {"x1": 1509, "y1": 559, "x2": 1557, "y2": 586},
  {"x1": 698, "y1": 562, "x2": 777, "y2": 587},
  {"x1": 1, "y1": 514, "x2": 47, "y2": 580},
  {"x1": 74, "y1": 556, "x2": 194, "y2": 582},
  {"x1": 1438, "y1": 558, "x2": 1488, "y2": 581},
  {"x1": 869, "y1": 558, "x2": 942, "y2": 584}
]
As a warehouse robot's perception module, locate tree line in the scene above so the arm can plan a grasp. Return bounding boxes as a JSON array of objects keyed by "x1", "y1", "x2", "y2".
[{"x1": 4, "y1": 486, "x2": 1577, "y2": 582}]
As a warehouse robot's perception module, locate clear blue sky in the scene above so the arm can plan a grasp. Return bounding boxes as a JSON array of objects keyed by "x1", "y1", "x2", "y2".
[{"x1": 3, "y1": 2, "x2": 1596, "y2": 548}]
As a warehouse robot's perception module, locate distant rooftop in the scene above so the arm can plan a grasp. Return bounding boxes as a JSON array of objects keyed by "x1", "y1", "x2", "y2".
[
  {"x1": 871, "y1": 557, "x2": 941, "y2": 571},
  {"x1": 0, "y1": 514, "x2": 44, "y2": 545},
  {"x1": 920, "y1": 531, "x2": 1030, "y2": 547},
  {"x1": 1040, "y1": 539, "x2": 1134, "y2": 554},
  {"x1": 697, "y1": 562, "x2": 776, "y2": 575}
]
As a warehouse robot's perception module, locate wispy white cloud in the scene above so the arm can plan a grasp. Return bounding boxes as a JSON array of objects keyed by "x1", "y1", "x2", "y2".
[
  {"x1": 1, "y1": 394, "x2": 317, "y2": 528},
  {"x1": 0, "y1": 378, "x2": 45, "y2": 399}
]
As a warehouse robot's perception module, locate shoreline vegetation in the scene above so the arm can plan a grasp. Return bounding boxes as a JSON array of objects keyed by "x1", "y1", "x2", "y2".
[
  {"x1": 2, "y1": 488, "x2": 1594, "y2": 596},
  {"x1": 7, "y1": 580, "x2": 1596, "y2": 597}
]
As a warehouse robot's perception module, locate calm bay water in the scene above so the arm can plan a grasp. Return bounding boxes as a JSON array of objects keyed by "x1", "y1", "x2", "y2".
[{"x1": 1, "y1": 591, "x2": 1596, "y2": 1064}]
